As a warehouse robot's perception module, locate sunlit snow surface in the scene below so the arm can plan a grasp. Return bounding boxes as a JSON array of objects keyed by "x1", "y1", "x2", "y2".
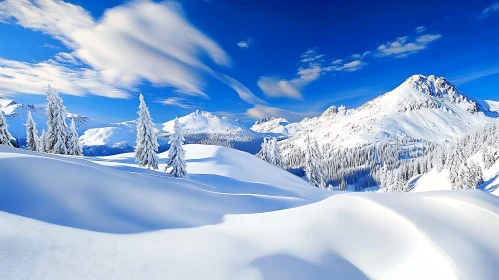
[{"x1": 1, "y1": 145, "x2": 499, "y2": 279}]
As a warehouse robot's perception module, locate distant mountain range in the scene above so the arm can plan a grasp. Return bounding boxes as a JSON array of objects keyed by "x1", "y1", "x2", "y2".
[{"x1": 2, "y1": 74, "x2": 498, "y2": 156}]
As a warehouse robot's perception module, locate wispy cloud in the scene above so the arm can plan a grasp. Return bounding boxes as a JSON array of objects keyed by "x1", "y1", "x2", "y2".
[
  {"x1": 0, "y1": 0, "x2": 265, "y2": 102},
  {"x1": 414, "y1": 26, "x2": 427, "y2": 33},
  {"x1": 40, "y1": 43, "x2": 60, "y2": 49},
  {"x1": 157, "y1": 97, "x2": 196, "y2": 109},
  {"x1": 257, "y1": 48, "x2": 327, "y2": 99},
  {"x1": 237, "y1": 38, "x2": 253, "y2": 48},
  {"x1": 448, "y1": 66, "x2": 499, "y2": 85},
  {"x1": 479, "y1": 2, "x2": 499, "y2": 19},
  {"x1": 376, "y1": 33, "x2": 441, "y2": 58}
]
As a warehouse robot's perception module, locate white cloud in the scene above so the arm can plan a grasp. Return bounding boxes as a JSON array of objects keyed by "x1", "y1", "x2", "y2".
[
  {"x1": 41, "y1": 43, "x2": 60, "y2": 49},
  {"x1": 0, "y1": 58, "x2": 129, "y2": 98},
  {"x1": 257, "y1": 48, "x2": 326, "y2": 99},
  {"x1": 376, "y1": 33, "x2": 441, "y2": 58},
  {"x1": 237, "y1": 38, "x2": 253, "y2": 48},
  {"x1": 0, "y1": 0, "x2": 243, "y2": 100},
  {"x1": 246, "y1": 104, "x2": 315, "y2": 121},
  {"x1": 329, "y1": 60, "x2": 367, "y2": 72},
  {"x1": 480, "y1": 2, "x2": 499, "y2": 19},
  {"x1": 219, "y1": 74, "x2": 266, "y2": 105},
  {"x1": 54, "y1": 52, "x2": 80, "y2": 65},
  {"x1": 332, "y1": 59, "x2": 343, "y2": 65},
  {"x1": 157, "y1": 97, "x2": 196, "y2": 109}
]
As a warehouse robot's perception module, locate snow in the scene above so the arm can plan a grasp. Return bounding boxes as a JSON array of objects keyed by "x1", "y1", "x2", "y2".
[
  {"x1": 2, "y1": 145, "x2": 499, "y2": 279},
  {"x1": 257, "y1": 75, "x2": 499, "y2": 156},
  {"x1": 163, "y1": 110, "x2": 256, "y2": 137},
  {"x1": 251, "y1": 117, "x2": 290, "y2": 135}
]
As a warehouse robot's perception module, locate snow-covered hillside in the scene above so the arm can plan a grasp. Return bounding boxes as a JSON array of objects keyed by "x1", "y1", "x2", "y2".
[
  {"x1": 1, "y1": 145, "x2": 499, "y2": 279},
  {"x1": 260, "y1": 75, "x2": 499, "y2": 154}
]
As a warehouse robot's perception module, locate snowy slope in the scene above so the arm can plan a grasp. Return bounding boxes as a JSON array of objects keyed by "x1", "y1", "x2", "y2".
[
  {"x1": 2, "y1": 146, "x2": 499, "y2": 279},
  {"x1": 412, "y1": 152, "x2": 499, "y2": 196},
  {"x1": 274, "y1": 75, "x2": 499, "y2": 155}
]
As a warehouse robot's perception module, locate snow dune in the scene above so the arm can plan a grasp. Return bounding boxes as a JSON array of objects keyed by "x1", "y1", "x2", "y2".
[{"x1": 2, "y1": 145, "x2": 499, "y2": 279}]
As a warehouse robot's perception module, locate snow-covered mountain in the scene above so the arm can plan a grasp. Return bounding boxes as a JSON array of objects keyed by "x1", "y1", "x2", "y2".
[
  {"x1": 163, "y1": 110, "x2": 256, "y2": 137},
  {"x1": 251, "y1": 117, "x2": 290, "y2": 135},
  {"x1": 269, "y1": 75, "x2": 499, "y2": 156}
]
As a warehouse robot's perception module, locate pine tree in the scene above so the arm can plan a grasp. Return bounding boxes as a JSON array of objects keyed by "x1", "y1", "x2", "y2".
[
  {"x1": 25, "y1": 111, "x2": 40, "y2": 151},
  {"x1": 45, "y1": 86, "x2": 68, "y2": 154},
  {"x1": 134, "y1": 94, "x2": 159, "y2": 170},
  {"x1": 0, "y1": 110, "x2": 13, "y2": 146},
  {"x1": 305, "y1": 135, "x2": 324, "y2": 188},
  {"x1": 39, "y1": 129, "x2": 47, "y2": 153},
  {"x1": 270, "y1": 137, "x2": 283, "y2": 168},
  {"x1": 259, "y1": 138, "x2": 270, "y2": 162},
  {"x1": 67, "y1": 119, "x2": 83, "y2": 156},
  {"x1": 166, "y1": 117, "x2": 187, "y2": 178}
]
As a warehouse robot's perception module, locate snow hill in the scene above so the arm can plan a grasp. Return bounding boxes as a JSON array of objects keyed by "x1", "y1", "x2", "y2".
[
  {"x1": 1, "y1": 145, "x2": 499, "y2": 279},
  {"x1": 257, "y1": 75, "x2": 499, "y2": 154}
]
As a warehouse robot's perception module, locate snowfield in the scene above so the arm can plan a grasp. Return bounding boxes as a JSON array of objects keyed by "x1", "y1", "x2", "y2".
[{"x1": 2, "y1": 145, "x2": 499, "y2": 279}]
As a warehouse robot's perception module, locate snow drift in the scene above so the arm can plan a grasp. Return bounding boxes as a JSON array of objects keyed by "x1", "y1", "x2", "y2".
[{"x1": 2, "y1": 145, "x2": 499, "y2": 279}]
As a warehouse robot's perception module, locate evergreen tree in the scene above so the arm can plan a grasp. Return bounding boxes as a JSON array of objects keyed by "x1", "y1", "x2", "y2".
[
  {"x1": 271, "y1": 137, "x2": 283, "y2": 168},
  {"x1": 259, "y1": 138, "x2": 270, "y2": 162},
  {"x1": 166, "y1": 117, "x2": 187, "y2": 178},
  {"x1": 134, "y1": 94, "x2": 159, "y2": 170},
  {"x1": 0, "y1": 110, "x2": 13, "y2": 146},
  {"x1": 67, "y1": 119, "x2": 83, "y2": 156},
  {"x1": 45, "y1": 86, "x2": 68, "y2": 154},
  {"x1": 25, "y1": 111, "x2": 40, "y2": 151},
  {"x1": 39, "y1": 129, "x2": 47, "y2": 153},
  {"x1": 305, "y1": 135, "x2": 325, "y2": 189}
]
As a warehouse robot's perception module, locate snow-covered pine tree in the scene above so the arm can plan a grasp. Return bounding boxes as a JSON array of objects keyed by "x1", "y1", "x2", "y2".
[
  {"x1": 259, "y1": 138, "x2": 270, "y2": 162},
  {"x1": 39, "y1": 129, "x2": 46, "y2": 152},
  {"x1": 134, "y1": 94, "x2": 159, "y2": 170},
  {"x1": 305, "y1": 135, "x2": 325, "y2": 189},
  {"x1": 67, "y1": 119, "x2": 83, "y2": 156},
  {"x1": 269, "y1": 137, "x2": 283, "y2": 168},
  {"x1": 166, "y1": 117, "x2": 187, "y2": 178},
  {"x1": 25, "y1": 111, "x2": 40, "y2": 151},
  {"x1": 45, "y1": 86, "x2": 68, "y2": 154},
  {"x1": 0, "y1": 110, "x2": 14, "y2": 146}
]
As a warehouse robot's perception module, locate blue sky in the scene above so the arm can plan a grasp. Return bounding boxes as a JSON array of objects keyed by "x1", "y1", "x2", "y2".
[{"x1": 0, "y1": 0, "x2": 498, "y2": 124}]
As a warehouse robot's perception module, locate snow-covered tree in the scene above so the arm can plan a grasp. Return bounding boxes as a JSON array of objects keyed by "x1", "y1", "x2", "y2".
[
  {"x1": 39, "y1": 129, "x2": 47, "y2": 153},
  {"x1": 25, "y1": 111, "x2": 40, "y2": 151},
  {"x1": 270, "y1": 137, "x2": 283, "y2": 168},
  {"x1": 134, "y1": 94, "x2": 159, "y2": 170},
  {"x1": 338, "y1": 179, "x2": 347, "y2": 191},
  {"x1": 259, "y1": 138, "x2": 270, "y2": 162},
  {"x1": 0, "y1": 110, "x2": 13, "y2": 146},
  {"x1": 45, "y1": 86, "x2": 68, "y2": 154},
  {"x1": 67, "y1": 119, "x2": 83, "y2": 156},
  {"x1": 305, "y1": 135, "x2": 325, "y2": 189},
  {"x1": 166, "y1": 117, "x2": 187, "y2": 178}
]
